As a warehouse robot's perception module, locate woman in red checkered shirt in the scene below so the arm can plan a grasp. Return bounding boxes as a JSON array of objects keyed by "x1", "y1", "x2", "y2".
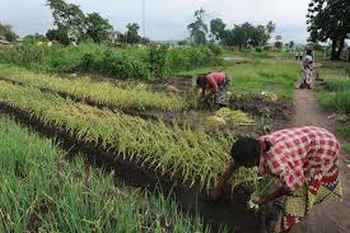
[{"x1": 213, "y1": 126, "x2": 343, "y2": 233}]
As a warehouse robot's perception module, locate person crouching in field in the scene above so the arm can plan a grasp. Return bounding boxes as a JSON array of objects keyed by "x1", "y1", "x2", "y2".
[
  {"x1": 212, "y1": 126, "x2": 343, "y2": 233},
  {"x1": 196, "y1": 71, "x2": 230, "y2": 106}
]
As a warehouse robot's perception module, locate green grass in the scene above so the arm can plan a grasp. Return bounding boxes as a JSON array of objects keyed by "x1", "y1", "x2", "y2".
[
  {"x1": 317, "y1": 61, "x2": 350, "y2": 156},
  {"x1": 178, "y1": 58, "x2": 299, "y2": 99},
  {"x1": 318, "y1": 63, "x2": 350, "y2": 113},
  {"x1": 342, "y1": 143, "x2": 350, "y2": 158},
  {"x1": 0, "y1": 115, "x2": 224, "y2": 233}
]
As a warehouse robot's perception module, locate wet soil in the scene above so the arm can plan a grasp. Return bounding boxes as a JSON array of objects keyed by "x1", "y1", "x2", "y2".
[
  {"x1": 228, "y1": 95, "x2": 293, "y2": 121},
  {"x1": 151, "y1": 75, "x2": 195, "y2": 94}
]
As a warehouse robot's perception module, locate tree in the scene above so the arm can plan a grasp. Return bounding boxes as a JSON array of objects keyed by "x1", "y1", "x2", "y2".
[
  {"x1": 46, "y1": 28, "x2": 70, "y2": 45},
  {"x1": 23, "y1": 33, "x2": 47, "y2": 44},
  {"x1": 289, "y1": 41, "x2": 295, "y2": 49},
  {"x1": 0, "y1": 22, "x2": 17, "y2": 42},
  {"x1": 275, "y1": 35, "x2": 282, "y2": 41},
  {"x1": 266, "y1": 21, "x2": 276, "y2": 36},
  {"x1": 126, "y1": 23, "x2": 141, "y2": 44},
  {"x1": 274, "y1": 35, "x2": 283, "y2": 50},
  {"x1": 46, "y1": 0, "x2": 113, "y2": 44},
  {"x1": 47, "y1": 0, "x2": 86, "y2": 43},
  {"x1": 307, "y1": 0, "x2": 350, "y2": 60},
  {"x1": 210, "y1": 18, "x2": 226, "y2": 42},
  {"x1": 85, "y1": 13, "x2": 113, "y2": 43},
  {"x1": 220, "y1": 21, "x2": 276, "y2": 49},
  {"x1": 187, "y1": 8, "x2": 208, "y2": 45},
  {"x1": 249, "y1": 24, "x2": 269, "y2": 47}
]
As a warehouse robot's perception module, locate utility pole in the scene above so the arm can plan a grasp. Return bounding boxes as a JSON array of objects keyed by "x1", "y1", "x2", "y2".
[{"x1": 142, "y1": 0, "x2": 146, "y2": 38}]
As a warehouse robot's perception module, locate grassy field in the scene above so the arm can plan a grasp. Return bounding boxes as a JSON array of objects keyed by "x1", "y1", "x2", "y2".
[
  {"x1": 0, "y1": 115, "x2": 223, "y2": 233},
  {"x1": 179, "y1": 56, "x2": 299, "y2": 100},
  {"x1": 316, "y1": 61, "x2": 350, "y2": 139}
]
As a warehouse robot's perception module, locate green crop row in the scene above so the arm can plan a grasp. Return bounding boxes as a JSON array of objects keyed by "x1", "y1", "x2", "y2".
[
  {"x1": 0, "y1": 81, "x2": 256, "y2": 191},
  {"x1": 0, "y1": 116, "x2": 222, "y2": 233},
  {"x1": 0, "y1": 64, "x2": 188, "y2": 112}
]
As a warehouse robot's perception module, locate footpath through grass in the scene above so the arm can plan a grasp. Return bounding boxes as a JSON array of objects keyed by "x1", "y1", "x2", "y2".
[{"x1": 0, "y1": 115, "x2": 223, "y2": 233}]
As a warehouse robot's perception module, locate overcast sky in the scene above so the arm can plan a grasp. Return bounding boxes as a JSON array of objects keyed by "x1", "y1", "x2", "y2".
[{"x1": 0, "y1": 0, "x2": 310, "y2": 43}]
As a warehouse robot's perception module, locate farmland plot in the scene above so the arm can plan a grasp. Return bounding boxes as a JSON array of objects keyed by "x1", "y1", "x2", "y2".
[
  {"x1": 0, "y1": 81, "x2": 257, "y2": 192},
  {"x1": 0, "y1": 116, "x2": 219, "y2": 233},
  {"x1": 0, "y1": 64, "x2": 189, "y2": 113}
]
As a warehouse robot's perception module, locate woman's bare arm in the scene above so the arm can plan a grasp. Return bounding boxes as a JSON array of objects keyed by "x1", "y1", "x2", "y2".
[
  {"x1": 257, "y1": 186, "x2": 291, "y2": 205},
  {"x1": 211, "y1": 161, "x2": 236, "y2": 200}
]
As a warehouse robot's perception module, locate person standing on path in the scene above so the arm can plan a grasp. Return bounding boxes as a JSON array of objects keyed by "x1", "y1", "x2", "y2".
[
  {"x1": 212, "y1": 126, "x2": 343, "y2": 233},
  {"x1": 300, "y1": 49, "x2": 314, "y2": 89}
]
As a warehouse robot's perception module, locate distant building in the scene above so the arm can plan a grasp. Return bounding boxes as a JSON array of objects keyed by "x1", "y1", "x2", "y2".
[{"x1": 0, "y1": 35, "x2": 11, "y2": 46}]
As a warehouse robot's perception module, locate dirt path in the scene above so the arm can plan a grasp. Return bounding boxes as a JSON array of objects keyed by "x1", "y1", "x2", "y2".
[{"x1": 289, "y1": 89, "x2": 350, "y2": 233}]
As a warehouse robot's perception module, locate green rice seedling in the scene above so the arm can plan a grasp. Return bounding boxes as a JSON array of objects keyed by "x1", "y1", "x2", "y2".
[
  {"x1": 0, "y1": 64, "x2": 189, "y2": 112},
  {"x1": 0, "y1": 116, "x2": 228, "y2": 233},
  {"x1": 0, "y1": 81, "x2": 253, "y2": 192}
]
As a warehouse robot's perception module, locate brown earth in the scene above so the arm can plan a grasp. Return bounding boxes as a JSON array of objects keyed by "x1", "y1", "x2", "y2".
[{"x1": 289, "y1": 89, "x2": 350, "y2": 233}]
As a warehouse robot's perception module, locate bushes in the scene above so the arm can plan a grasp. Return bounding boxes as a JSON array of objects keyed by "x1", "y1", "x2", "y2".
[
  {"x1": 80, "y1": 50, "x2": 150, "y2": 80},
  {"x1": 148, "y1": 45, "x2": 169, "y2": 79},
  {"x1": 166, "y1": 46, "x2": 222, "y2": 73},
  {"x1": 0, "y1": 43, "x2": 222, "y2": 80}
]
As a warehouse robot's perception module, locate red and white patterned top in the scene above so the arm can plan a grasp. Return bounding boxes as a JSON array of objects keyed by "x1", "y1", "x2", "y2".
[{"x1": 258, "y1": 126, "x2": 340, "y2": 193}]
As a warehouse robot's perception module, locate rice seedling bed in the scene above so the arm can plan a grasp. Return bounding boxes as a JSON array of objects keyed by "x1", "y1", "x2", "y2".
[
  {"x1": 0, "y1": 75, "x2": 167, "y2": 122},
  {"x1": 0, "y1": 81, "x2": 257, "y2": 192},
  {"x1": 0, "y1": 83, "x2": 261, "y2": 232},
  {"x1": 0, "y1": 64, "x2": 189, "y2": 113},
  {"x1": 0, "y1": 73, "x2": 264, "y2": 146},
  {"x1": 0, "y1": 115, "x2": 226, "y2": 233}
]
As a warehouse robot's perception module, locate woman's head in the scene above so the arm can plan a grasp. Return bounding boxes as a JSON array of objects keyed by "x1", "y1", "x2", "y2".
[
  {"x1": 196, "y1": 74, "x2": 209, "y2": 88},
  {"x1": 306, "y1": 49, "x2": 313, "y2": 56},
  {"x1": 230, "y1": 137, "x2": 261, "y2": 168}
]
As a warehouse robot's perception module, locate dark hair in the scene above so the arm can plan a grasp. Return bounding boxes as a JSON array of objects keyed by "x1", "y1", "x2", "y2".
[
  {"x1": 306, "y1": 49, "x2": 313, "y2": 56},
  {"x1": 231, "y1": 137, "x2": 261, "y2": 167},
  {"x1": 196, "y1": 74, "x2": 208, "y2": 88}
]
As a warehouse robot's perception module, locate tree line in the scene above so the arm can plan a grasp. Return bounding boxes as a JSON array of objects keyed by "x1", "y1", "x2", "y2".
[
  {"x1": 45, "y1": 0, "x2": 147, "y2": 45},
  {"x1": 187, "y1": 8, "x2": 276, "y2": 50}
]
